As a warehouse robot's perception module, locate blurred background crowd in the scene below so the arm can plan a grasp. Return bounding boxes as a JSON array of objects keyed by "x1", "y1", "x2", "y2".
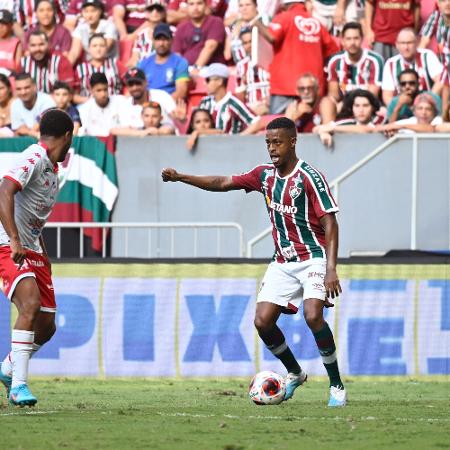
[{"x1": 0, "y1": 0, "x2": 448, "y2": 149}]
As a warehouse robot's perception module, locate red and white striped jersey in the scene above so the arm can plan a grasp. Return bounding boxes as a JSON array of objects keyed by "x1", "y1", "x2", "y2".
[
  {"x1": 132, "y1": 28, "x2": 155, "y2": 63},
  {"x1": 235, "y1": 56, "x2": 270, "y2": 106},
  {"x1": 232, "y1": 160, "x2": 338, "y2": 263},
  {"x1": 20, "y1": 54, "x2": 75, "y2": 93},
  {"x1": 75, "y1": 58, "x2": 126, "y2": 96},
  {"x1": 327, "y1": 49, "x2": 384, "y2": 94},
  {"x1": 382, "y1": 49, "x2": 443, "y2": 94},
  {"x1": 421, "y1": 9, "x2": 450, "y2": 60}
]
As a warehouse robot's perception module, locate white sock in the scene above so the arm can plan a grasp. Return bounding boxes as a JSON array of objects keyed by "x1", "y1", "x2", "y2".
[
  {"x1": 1, "y1": 352, "x2": 13, "y2": 377},
  {"x1": 11, "y1": 330, "x2": 34, "y2": 388},
  {"x1": 31, "y1": 343, "x2": 41, "y2": 358}
]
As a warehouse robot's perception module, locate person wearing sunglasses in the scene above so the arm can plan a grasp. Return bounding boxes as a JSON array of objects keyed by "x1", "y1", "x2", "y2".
[
  {"x1": 285, "y1": 73, "x2": 322, "y2": 132},
  {"x1": 386, "y1": 68, "x2": 424, "y2": 122}
]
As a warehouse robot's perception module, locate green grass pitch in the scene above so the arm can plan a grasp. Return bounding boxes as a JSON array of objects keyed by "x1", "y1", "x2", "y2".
[{"x1": 1, "y1": 378, "x2": 449, "y2": 450}]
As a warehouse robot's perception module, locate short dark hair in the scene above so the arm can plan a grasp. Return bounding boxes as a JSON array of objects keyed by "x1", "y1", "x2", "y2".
[
  {"x1": 39, "y1": 108, "x2": 74, "y2": 137},
  {"x1": 89, "y1": 32, "x2": 106, "y2": 45},
  {"x1": 398, "y1": 68, "x2": 419, "y2": 82},
  {"x1": 14, "y1": 72, "x2": 34, "y2": 83},
  {"x1": 0, "y1": 73, "x2": 12, "y2": 90},
  {"x1": 29, "y1": 29, "x2": 49, "y2": 42},
  {"x1": 51, "y1": 80, "x2": 73, "y2": 94},
  {"x1": 342, "y1": 21, "x2": 363, "y2": 37},
  {"x1": 266, "y1": 117, "x2": 297, "y2": 136},
  {"x1": 90, "y1": 72, "x2": 108, "y2": 87}
]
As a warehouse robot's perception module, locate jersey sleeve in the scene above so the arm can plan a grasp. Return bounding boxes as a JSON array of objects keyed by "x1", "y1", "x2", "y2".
[
  {"x1": 303, "y1": 167, "x2": 339, "y2": 218},
  {"x1": 231, "y1": 165, "x2": 265, "y2": 193},
  {"x1": 4, "y1": 148, "x2": 42, "y2": 191}
]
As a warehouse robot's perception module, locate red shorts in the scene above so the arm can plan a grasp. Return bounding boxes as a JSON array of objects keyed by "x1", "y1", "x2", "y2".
[{"x1": 0, "y1": 246, "x2": 56, "y2": 312}]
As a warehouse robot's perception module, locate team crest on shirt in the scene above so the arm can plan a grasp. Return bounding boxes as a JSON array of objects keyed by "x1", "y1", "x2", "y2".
[{"x1": 289, "y1": 175, "x2": 304, "y2": 199}]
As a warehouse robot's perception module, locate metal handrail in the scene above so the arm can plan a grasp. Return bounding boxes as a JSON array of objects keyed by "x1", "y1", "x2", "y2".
[
  {"x1": 246, "y1": 134, "x2": 448, "y2": 257},
  {"x1": 45, "y1": 222, "x2": 244, "y2": 259}
]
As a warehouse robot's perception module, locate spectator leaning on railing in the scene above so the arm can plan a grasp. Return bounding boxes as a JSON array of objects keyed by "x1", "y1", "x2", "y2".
[
  {"x1": 50, "y1": 81, "x2": 82, "y2": 134},
  {"x1": 185, "y1": 107, "x2": 223, "y2": 151}
]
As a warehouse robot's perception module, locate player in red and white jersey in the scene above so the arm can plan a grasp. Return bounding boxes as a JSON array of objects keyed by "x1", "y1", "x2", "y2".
[
  {"x1": 162, "y1": 117, "x2": 346, "y2": 407},
  {"x1": 0, "y1": 109, "x2": 74, "y2": 407}
]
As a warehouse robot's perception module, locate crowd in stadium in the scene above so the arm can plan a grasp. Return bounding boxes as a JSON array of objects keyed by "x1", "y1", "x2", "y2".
[{"x1": 0, "y1": 0, "x2": 449, "y2": 149}]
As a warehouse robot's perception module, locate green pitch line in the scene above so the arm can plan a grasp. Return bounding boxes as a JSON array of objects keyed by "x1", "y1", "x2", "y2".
[{"x1": 0, "y1": 378, "x2": 449, "y2": 450}]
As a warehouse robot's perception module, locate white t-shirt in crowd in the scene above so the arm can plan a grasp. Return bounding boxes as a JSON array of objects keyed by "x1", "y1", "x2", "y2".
[{"x1": 11, "y1": 93, "x2": 56, "y2": 130}]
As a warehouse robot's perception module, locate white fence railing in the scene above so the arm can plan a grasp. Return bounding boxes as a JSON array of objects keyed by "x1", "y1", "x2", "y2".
[
  {"x1": 246, "y1": 134, "x2": 450, "y2": 257},
  {"x1": 46, "y1": 222, "x2": 244, "y2": 259}
]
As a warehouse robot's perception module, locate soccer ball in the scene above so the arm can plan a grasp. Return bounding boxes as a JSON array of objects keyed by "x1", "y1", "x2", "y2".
[{"x1": 248, "y1": 370, "x2": 286, "y2": 405}]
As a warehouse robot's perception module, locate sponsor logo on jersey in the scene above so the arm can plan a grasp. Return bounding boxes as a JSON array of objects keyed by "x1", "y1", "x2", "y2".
[
  {"x1": 294, "y1": 16, "x2": 321, "y2": 43},
  {"x1": 281, "y1": 245, "x2": 296, "y2": 259},
  {"x1": 303, "y1": 164, "x2": 326, "y2": 192},
  {"x1": 308, "y1": 271, "x2": 325, "y2": 279},
  {"x1": 269, "y1": 200, "x2": 298, "y2": 214}
]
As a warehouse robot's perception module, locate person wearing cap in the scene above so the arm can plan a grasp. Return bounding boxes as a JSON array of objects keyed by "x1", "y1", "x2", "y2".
[
  {"x1": 19, "y1": 29, "x2": 75, "y2": 94},
  {"x1": 253, "y1": 0, "x2": 338, "y2": 114},
  {"x1": 127, "y1": 3, "x2": 167, "y2": 67},
  {"x1": 198, "y1": 62, "x2": 262, "y2": 134},
  {"x1": 77, "y1": 71, "x2": 129, "y2": 136},
  {"x1": 74, "y1": 33, "x2": 126, "y2": 102},
  {"x1": 22, "y1": 0, "x2": 72, "y2": 56},
  {"x1": 0, "y1": 9, "x2": 22, "y2": 73},
  {"x1": 63, "y1": 0, "x2": 113, "y2": 32},
  {"x1": 377, "y1": 92, "x2": 443, "y2": 136},
  {"x1": 138, "y1": 23, "x2": 190, "y2": 100},
  {"x1": 67, "y1": 0, "x2": 118, "y2": 65},
  {"x1": 172, "y1": 0, "x2": 226, "y2": 73},
  {"x1": 122, "y1": 66, "x2": 179, "y2": 130}
]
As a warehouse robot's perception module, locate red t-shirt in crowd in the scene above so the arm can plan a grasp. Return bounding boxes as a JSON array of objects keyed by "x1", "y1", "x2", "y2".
[
  {"x1": 168, "y1": 0, "x2": 227, "y2": 17},
  {"x1": 172, "y1": 15, "x2": 226, "y2": 66},
  {"x1": 23, "y1": 24, "x2": 72, "y2": 54},
  {"x1": 112, "y1": 0, "x2": 148, "y2": 30},
  {"x1": 368, "y1": 0, "x2": 417, "y2": 45},
  {"x1": 268, "y1": 3, "x2": 339, "y2": 96}
]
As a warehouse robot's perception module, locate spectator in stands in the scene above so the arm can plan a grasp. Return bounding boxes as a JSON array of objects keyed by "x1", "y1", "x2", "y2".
[
  {"x1": 225, "y1": 0, "x2": 280, "y2": 25},
  {"x1": 198, "y1": 63, "x2": 261, "y2": 134},
  {"x1": 172, "y1": 0, "x2": 226, "y2": 74},
  {"x1": 365, "y1": 0, "x2": 420, "y2": 61},
  {"x1": 74, "y1": 33, "x2": 126, "y2": 101},
  {"x1": 254, "y1": 0, "x2": 338, "y2": 114},
  {"x1": 185, "y1": 107, "x2": 222, "y2": 150},
  {"x1": 233, "y1": 27, "x2": 270, "y2": 115},
  {"x1": 320, "y1": 21, "x2": 383, "y2": 124},
  {"x1": 51, "y1": 81, "x2": 82, "y2": 134},
  {"x1": 285, "y1": 73, "x2": 322, "y2": 132},
  {"x1": 20, "y1": 30, "x2": 74, "y2": 94},
  {"x1": 224, "y1": 0, "x2": 260, "y2": 62},
  {"x1": 127, "y1": 3, "x2": 166, "y2": 67},
  {"x1": 313, "y1": 89, "x2": 381, "y2": 146},
  {"x1": 23, "y1": 0, "x2": 72, "y2": 56},
  {"x1": 122, "y1": 67, "x2": 179, "y2": 130},
  {"x1": 0, "y1": 74, "x2": 14, "y2": 136},
  {"x1": 68, "y1": 0, "x2": 118, "y2": 65},
  {"x1": 14, "y1": 0, "x2": 65, "y2": 37},
  {"x1": 111, "y1": 101, "x2": 176, "y2": 135},
  {"x1": 382, "y1": 27, "x2": 442, "y2": 106},
  {"x1": 0, "y1": 9, "x2": 22, "y2": 74},
  {"x1": 11, "y1": 72, "x2": 55, "y2": 137},
  {"x1": 377, "y1": 92, "x2": 442, "y2": 135},
  {"x1": 64, "y1": 0, "x2": 114, "y2": 31},
  {"x1": 167, "y1": 0, "x2": 229, "y2": 25},
  {"x1": 78, "y1": 72, "x2": 129, "y2": 136},
  {"x1": 113, "y1": 0, "x2": 149, "y2": 40},
  {"x1": 138, "y1": 23, "x2": 189, "y2": 100},
  {"x1": 311, "y1": 0, "x2": 358, "y2": 34},
  {"x1": 386, "y1": 68, "x2": 441, "y2": 122}
]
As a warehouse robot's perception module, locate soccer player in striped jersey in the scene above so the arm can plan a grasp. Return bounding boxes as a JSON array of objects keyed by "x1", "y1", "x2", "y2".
[
  {"x1": 162, "y1": 117, "x2": 346, "y2": 407},
  {"x1": 0, "y1": 109, "x2": 74, "y2": 406}
]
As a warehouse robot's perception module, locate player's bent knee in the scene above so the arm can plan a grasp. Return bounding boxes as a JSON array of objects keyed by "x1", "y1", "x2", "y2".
[{"x1": 254, "y1": 315, "x2": 272, "y2": 334}]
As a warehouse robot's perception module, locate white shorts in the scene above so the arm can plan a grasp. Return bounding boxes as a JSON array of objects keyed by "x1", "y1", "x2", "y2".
[{"x1": 257, "y1": 259, "x2": 327, "y2": 313}]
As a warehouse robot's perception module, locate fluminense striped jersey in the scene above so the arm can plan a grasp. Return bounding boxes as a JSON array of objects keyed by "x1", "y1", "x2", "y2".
[
  {"x1": 236, "y1": 56, "x2": 270, "y2": 106},
  {"x1": 232, "y1": 159, "x2": 339, "y2": 263},
  {"x1": 132, "y1": 28, "x2": 155, "y2": 64},
  {"x1": 326, "y1": 49, "x2": 384, "y2": 94},
  {"x1": 20, "y1": 54, "x2": 75, "y2": 93},
  {"x1": 75, "y1": 58, "x2": 125, "y2": 97},
  {"x1": 198, "y1": 92, "x2": 257, "y2": 134},
  {"x1": 381, "y1": 49, "x2": 442, "y2": 94},
  {"x1": 421, "y1": 10, "x2": 450, "y2": 62}
]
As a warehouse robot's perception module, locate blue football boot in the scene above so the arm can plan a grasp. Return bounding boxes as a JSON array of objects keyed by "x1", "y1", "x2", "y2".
[
  {"x1": 9, "y1": 384, "x2": 37, "y2": 407},
  {"x1": 328, "y1": 386, "x2": 347, "y2": 407},
  {"x1": 0, "y1": 363, "x2": 12, "y2": 398},
  {"x1": 284, "y1": 370, "x2": 308, "y2": 401}
]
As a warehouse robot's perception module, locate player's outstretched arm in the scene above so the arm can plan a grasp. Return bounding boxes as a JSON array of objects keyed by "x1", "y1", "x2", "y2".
[
  {"x1": 320, "y1": 213, "x2": 342, "y2": 300},
  {"x1": 0, "y1": 179, "x2": 27, "y2": 266},
  {"x1": 161, "y1": 168, "x2": 238, "y2": 192}
]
